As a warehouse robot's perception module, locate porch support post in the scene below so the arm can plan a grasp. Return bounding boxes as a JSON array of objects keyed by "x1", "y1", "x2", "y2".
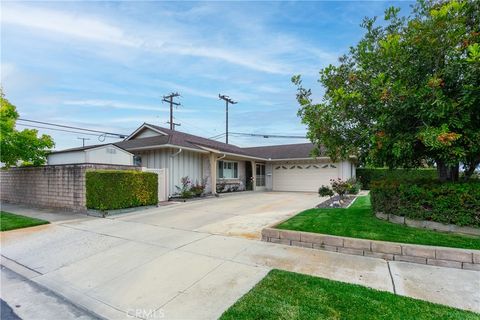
[
  {"x1": 210, "y1": 152, "x2": 217, "y2": 194},
  {"x1": 251, "y1": 160, "x2": 256, "y2": 191}
]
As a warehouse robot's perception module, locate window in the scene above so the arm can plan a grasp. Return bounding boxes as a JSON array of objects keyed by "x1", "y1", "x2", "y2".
[
  {"x1": 133, "y1": 155, "x2": 142, "y2": 166},
  {"x1": 218, "y1": 160, "x2": 238, "y2": 179}
]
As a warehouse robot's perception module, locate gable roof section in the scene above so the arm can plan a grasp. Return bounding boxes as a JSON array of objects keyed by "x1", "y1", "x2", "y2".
[
  {"x1": 124, "y1": 123, "x2": 168, "y2": 140},
  {"x1": 50, "y1": 123, "x2": 323, "y2": 161},
  {"x1": 121, "y1": 123, "x2": 257, "y2": 157},
  {"x1": 242, "y1": 143, "x2": 319, "y2": 160}
]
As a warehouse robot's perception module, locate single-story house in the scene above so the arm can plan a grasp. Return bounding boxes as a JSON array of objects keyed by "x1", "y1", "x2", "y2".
[
  {"x1": 47, "y1": 144, "x2": 134, "y2": 165},
  {"x1": 48, "y1": 123, "x2": 356, "y2": 198}
]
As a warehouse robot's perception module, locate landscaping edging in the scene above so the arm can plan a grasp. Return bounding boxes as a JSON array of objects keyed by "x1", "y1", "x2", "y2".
[
  {"x1": 87, "y1": 205, "x2": 158, "y2": 218},
  {"x1": 261, "y1": 228, "x2": 480, "y2": 270},
  {"x1": 375, "y1": 212, "x2": 480, "y2": 236}
]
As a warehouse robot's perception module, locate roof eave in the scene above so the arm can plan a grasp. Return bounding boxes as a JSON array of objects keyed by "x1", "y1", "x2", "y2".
[
  {"x1": 125, "y1": 144, "x2": 209, "y2": 154},
  {"x1": 124, "y1": 123, "x2": 169, "y2": 141}
]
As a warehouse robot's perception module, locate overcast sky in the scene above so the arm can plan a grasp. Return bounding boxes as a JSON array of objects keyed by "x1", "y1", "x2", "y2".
[{"x1": 1, "y1": 1, "x2": 413, "y2": 150}]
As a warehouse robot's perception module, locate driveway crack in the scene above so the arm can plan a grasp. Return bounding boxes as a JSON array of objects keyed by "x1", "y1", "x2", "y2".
[{"x1": 387, "y1": 261, "x2": 397, "y2": 294}]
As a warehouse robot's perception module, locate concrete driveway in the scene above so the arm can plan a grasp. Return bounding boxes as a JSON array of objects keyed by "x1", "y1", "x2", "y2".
[
  {"x1": 119, "y1": 191, "x2": 322, "y2": 239},
  {"x1": 1, "y1": 192, "x2": 479, "y2": 319}
]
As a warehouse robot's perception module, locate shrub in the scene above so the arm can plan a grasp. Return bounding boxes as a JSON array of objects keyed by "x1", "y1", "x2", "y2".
[
  {"x1": 190, "y1": 178, "x2": 207, "y2": 197},
  {"x1": 357, "y1": 168, "x2": 437, "y2": 189},
  {"x1": 86, "y1": 170, "x2": 158, "y2": 211},
  {"x1": 330, "y1": 178, "x2": 350, "y2": 199},
  {"x1": 318, "y1": 185, "x2": 334, "y2": 197},
  {"x1": 176, "y1": 176, "x2": 194, "y2": 199},
  {"x1": 370, "y1": 180, "x2": 480, "y2": 227},
  {"x1": 346, "y1": 178, "x2": 361, "y2": 195}
]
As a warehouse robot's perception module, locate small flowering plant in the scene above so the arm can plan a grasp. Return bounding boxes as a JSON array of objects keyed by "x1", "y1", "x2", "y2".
[
  {"x1": 175, "y1": 176, "x2": 194, "y2": 198},
  {"x1": 330, "y1": 178, "x2": 350, "y2": 199}
]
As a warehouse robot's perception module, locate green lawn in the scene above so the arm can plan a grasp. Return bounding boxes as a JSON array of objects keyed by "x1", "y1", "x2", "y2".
[
  {"x1": 276, "y1": 196, "x2": 480, "y2": 250},
  {"x1": 221, "y1": 270, "x2": 479, "y2": 320},
  {"x1": 0, "y1": 211, "x2": 49, "y2": 231}
]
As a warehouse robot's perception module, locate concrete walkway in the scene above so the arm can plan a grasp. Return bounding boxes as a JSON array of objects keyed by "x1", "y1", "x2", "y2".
[
  {"x1": 1, "y1": 265, "x2": 98, "y2": 320},
  {"x1": 1, "y1": 193, "x2": 479, "y2": 319}
]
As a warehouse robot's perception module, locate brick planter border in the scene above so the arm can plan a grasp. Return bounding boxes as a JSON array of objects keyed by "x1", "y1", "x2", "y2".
[
  {"x1": 261, "y1": 228, "x2": 480, "y2": 270},
  {"x1": 375, "y1": 212, "x2": 480, "y2": 236}
]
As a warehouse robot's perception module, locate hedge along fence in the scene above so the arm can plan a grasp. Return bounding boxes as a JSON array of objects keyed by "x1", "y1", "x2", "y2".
[
  {"x1": 356, "y1": 168, "x2": 437, "y2": 190},
  {"x1": 370, "y1": 180, "x2": 480, "y2": 227},
  {"x1": 86, "y1": 170, "x2": 158, "y2": 211}
]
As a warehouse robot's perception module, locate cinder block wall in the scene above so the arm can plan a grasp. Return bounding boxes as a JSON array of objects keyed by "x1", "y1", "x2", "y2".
[{"x1": 0, "y1": 164, "x2": 139, "y2": 212}]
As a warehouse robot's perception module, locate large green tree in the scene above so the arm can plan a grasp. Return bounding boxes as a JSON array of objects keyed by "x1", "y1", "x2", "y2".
[
  {"x1": 293, "y1": 0, "x2": 480, "y2": 181},
  {"x1": 1, "y1": 91, "x2": 54, "y2": 167}
]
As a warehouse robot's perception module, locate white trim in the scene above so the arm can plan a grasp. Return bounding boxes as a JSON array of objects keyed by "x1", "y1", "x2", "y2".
[
  {"x1": 124, "y1": 123, "x2": 168, "y2": 141},
  {"x1": 218, "y1": 160, "x2": 239, "y2": 179},
  {"x1": 127, "y1": 144, "x2": 209, "y2": 154},
  {"x1": 270, "y1": 157, "x2": 332, "y2": 161}
]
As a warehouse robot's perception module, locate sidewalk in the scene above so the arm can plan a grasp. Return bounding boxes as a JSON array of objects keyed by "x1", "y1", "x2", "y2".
[{"x1": 0, "y1": 265, "x2": 99, "y2": 320}]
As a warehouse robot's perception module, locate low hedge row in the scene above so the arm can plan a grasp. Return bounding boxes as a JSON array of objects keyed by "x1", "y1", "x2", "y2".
[
  {"x1": 370, "y1": 180, "x2": 480, "y2": 227},
  {"x1": 357, "y1": 168, "x2": 437, "y2": 189},
  {"x1": 86, "y1": 170, "x2": 158, "y2": 211}
]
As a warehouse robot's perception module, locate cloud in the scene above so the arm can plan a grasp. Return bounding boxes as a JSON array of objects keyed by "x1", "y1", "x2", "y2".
[
  {"x1": 1, "y1": 3, "x2": 335, "y2": 75},
  {"x1": 1, "y1": 5, "x2": 139, "y2": 47},
  {"x1": 63, "y1": 99, "x2": 158, "y2": 111},
  {"x1": 155, "y1": 80, "x2": 215, "y2": 99}
]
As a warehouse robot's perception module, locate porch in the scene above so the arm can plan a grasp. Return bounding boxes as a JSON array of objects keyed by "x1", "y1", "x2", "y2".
[{"x1": 209, "y1": 154, "x2": 267, "y2": 194}]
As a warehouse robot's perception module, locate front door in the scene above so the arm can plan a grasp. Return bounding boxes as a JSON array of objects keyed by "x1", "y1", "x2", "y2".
[{"x1": 256, "y1": 163, "x2": 266, "y2": 190}]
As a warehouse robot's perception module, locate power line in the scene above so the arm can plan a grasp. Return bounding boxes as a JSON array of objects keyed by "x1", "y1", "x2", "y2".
[
  {"x1": 17, "y1": 118, "x2": 127, "y2": 138},
  {"x1": 77, "y1": 137, "x2": 90, "y2": 147},
  {"x1": 230, "y1": 132, "x2": 306, "y2": 139},
  {"x1": 162, "y1": 92, "x2": 181, "y2": 130},
  {"x1": 208, "y1": 133, "x2": 226, "y2": 140},
  {"x1": 173, "y1": 116, "x2": 218, "y2": 137},
  {"x1": 218, "y1": 94, "x2": 237, "y2": 144},
  {"x1": 16, "y1": 123, "x2": 122, "y2": 140}
]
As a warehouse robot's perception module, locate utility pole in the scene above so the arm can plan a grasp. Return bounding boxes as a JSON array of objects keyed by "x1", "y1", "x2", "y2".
[
  {"x1": 162, "y1": 92, "x2": 181, "y2": 130},
  {"x1": 218, "y1": 94, "x2": 237, "y2": 144},
  {"x1": 77, "y1": 137, "x2": 90, "y2": 147}
]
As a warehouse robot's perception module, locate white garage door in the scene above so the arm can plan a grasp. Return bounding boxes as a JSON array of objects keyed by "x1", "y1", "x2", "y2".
[{"x1": 272, "y1": 163, "x2": 340, "y2": 192}]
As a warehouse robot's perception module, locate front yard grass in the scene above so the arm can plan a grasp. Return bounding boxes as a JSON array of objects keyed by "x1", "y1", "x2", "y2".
[
  {"x1": 221, "y1": 270, "x2": 478, "y2": 320},
  {"x1": 276, "y1": 195, "x2": 480, "y2": 250},
  {"x1": 0, "y1": 211, "x2": 49, "y2": 231}
]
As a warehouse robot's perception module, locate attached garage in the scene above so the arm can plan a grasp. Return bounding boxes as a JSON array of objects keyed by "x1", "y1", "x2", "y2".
[{"x1": 272, "y1": 162, "x2": 341, "y2": 192}]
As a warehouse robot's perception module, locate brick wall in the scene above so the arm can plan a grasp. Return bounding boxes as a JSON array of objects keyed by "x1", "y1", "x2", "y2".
[{"x1": 0, "y1": 164, "x2": 139, "y2": 212}]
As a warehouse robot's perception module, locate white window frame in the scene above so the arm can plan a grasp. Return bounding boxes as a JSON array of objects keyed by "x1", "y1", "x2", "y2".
[{"x1": 218, "y1": 160, "x2": 239, "y2": 179}]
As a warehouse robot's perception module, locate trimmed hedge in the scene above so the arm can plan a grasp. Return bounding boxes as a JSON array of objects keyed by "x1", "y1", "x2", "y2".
[
  {"x1": 86, "y1": 170, "x2": 158, "y2": 211},
  {"x1": 357, "y1": 168, "x2": 437, "y2": 190},
  {"x1": 370, "y1": 180, "x2": 480, "y2": 227}
]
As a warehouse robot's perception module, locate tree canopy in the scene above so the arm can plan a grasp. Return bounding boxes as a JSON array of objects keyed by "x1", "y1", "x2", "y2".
[
  {"x1": 293, "y1": 0, "x2": 480, "y2": 181},
  {"x1": 1, "y1": 91, "x2": 54, "y2": 167}
]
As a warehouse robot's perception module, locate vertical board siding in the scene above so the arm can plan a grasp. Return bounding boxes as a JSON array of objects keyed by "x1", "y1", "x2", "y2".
[{"x1": 140, "y1": 148, "x2": 204, "y2": 196}]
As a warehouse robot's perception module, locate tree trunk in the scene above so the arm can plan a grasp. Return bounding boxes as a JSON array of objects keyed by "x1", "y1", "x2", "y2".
[
  {"x1": 437, "y1": 160, "x2": 459, "y2": 182},
  {"x1": 463, "y1": 158, "x2": 479, "y2": 180}
]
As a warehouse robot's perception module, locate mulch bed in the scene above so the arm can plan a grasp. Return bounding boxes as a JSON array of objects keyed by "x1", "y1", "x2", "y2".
[{"x1": 316, "y1": 195, "x2": 356, "y2": 209}]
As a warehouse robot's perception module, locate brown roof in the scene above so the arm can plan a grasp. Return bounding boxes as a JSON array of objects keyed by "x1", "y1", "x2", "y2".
[
  {"x1": 51, "y1": 123, "x2": 319, "y2": 160},
  {"x1": 119, "y1": 124, "x2": 258, "y2": 157},
  {"x1": 243, "y1": 143, "x2": 317, "y2": 159}
]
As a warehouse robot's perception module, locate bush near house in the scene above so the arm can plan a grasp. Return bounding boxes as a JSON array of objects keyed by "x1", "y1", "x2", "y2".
[
  {"x1": 86, "y1": 170, "x2": 158, "y2": 210},
  {"x1": 357, "y1": 168, "x2": 437, "y2": 190},
  {"x1": 370, "y1": 180, "x2": 480, "y2": 227}
]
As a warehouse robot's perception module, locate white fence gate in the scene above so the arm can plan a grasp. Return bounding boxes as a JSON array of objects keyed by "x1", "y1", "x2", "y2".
[{"x1": 142, "y1": 168, "x2": 168, "y2": 202}]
